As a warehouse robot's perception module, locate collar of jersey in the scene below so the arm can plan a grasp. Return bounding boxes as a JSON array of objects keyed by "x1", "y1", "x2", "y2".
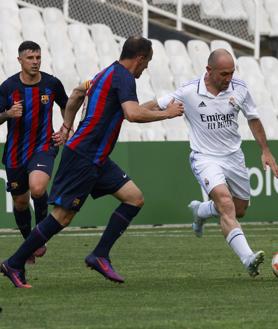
[{"x1": 198, "y1": 72, "x2": 233, "y2": 98}]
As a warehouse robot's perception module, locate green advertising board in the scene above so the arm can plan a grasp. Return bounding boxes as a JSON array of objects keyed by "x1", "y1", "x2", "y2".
[{"x1": 0, "y1": 141, "x2": 277, "y2": 228}]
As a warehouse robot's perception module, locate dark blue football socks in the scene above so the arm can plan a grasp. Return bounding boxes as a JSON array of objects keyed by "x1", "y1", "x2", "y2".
[
  {"x1": 8, "y1": 214, "x2": 64, "y2": 269},
  {"x1": 32, "y1": 192, "x2": 48, "y2": 224},
  {"x1": 13, "y1": 207, "x2": 32, "y2": 239},
  {"x1": 93, "y1": 203, "x2": 141, "y2": 257}
]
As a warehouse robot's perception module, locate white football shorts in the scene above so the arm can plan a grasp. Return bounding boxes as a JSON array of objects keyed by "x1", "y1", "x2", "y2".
[{"x1": 189, "y1": 149, "x2": 250, "y2": 200}]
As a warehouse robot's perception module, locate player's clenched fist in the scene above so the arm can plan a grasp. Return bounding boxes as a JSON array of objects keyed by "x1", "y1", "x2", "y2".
[
  {"x1": 7, "y1": 100, "x2": 23, "y2": 118},
  {"x1": 165, "y1": 98, "x2": 184, "y2": 118}
]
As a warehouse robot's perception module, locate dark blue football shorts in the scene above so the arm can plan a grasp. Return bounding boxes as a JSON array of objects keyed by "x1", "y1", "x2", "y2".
[
  {"x1": 6, "y1": 147, "x2": 58, "y2": 196},
  {"x1": 48, "y1": 146, "x2": 130, "y2": 211}
]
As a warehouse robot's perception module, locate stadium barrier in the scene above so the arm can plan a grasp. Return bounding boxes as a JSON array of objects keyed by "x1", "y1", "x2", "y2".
[{"x1": 0, "y1": 141, "x2": 278, "y2": 228}]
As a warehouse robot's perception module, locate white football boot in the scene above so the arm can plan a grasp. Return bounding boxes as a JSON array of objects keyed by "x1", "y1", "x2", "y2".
[
  {"x1": 245, "y1": 251, "x2": 265, "y2": 277},
  {"x1": 188, "y1": 200, "x2": 205, "y2": 238}
]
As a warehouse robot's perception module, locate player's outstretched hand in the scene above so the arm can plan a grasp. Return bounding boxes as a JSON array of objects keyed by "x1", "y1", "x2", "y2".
[
  {"x1": 7, "y1": 100, "x2": 23, "y2": 118},
  {"x1": 165, "y1": 98, "x2": 184, "y2": 119},
  {"x1": 261, "y1": 149, "x2": 278, "y2": 177},
  {"x1": 52, "y1": 124, "x2": 70, "y2": 146}
]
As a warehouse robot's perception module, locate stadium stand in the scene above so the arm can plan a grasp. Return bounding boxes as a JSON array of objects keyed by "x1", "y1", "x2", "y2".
[{"x1": 0, "y1": 0, "x2": 278, "y2": 142}]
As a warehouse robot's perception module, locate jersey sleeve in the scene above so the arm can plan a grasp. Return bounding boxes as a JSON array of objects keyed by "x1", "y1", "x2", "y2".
[
  {"x1": 0, "y1": 82, "x2": 9, "y2": 113},
  {"x1": 53, "y1": 78, "x2": 68, "y2": 109},
  {"x1": 157, "y1": 87, "x2": 184, "y2": 110},
  {"x1": 240, "y1": 89, "x2": 260, "y2": 120},
  {"x1": 114, "y1": 70, "x2": 138, "y2": 104}
]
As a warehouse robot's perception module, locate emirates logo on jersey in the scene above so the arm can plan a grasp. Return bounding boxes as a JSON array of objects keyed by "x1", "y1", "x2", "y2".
[{"x1": 41, "y1": 95, "x2": 49, "y2": 104}]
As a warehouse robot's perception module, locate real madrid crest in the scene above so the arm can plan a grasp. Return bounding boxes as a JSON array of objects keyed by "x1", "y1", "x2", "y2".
[{"x1": 41, "y1": 95, "x2": 49, "y2": 104}]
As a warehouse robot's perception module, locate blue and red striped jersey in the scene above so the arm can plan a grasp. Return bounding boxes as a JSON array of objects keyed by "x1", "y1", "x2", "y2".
[
  {"x1": 0, "y1": 72, "x2": 68, "y2": 168},
  {"x1": 66, "y1": 61, "x2": 138, "y2": 165}
]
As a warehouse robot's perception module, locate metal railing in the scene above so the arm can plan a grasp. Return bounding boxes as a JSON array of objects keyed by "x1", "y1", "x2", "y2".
[{"x1": 17, "y1": 0, "x2": 261, "y2": 58}]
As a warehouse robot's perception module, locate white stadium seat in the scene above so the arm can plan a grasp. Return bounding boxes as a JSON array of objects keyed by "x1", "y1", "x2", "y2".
[
  {"x1": 140, "y1": 122, "x2": 166, "y2": 141},
  {"x1": 91, "y1": 24, "x2": 120, "y2": 69},
  {"x1": 19, "y1": 7, "x2": 45, "y2": 34},
  {"x1": 260, "y1": 56, "x2": 278, "y2": 112},
  {"x1": 43, "y1": 7, "x2": 67, "y2": 28},
  {"x1": 162, "y1": 117, "x2": 189, "y2": 141},
  {"x1": 242, "y1": 0, "x2": 272, "y2": 35},
  {"x1": 148, "y1": 39, "x2": 174, "y2": 97},
  {"x1": 200, "y1": 0, "x2": 225, "y2": 19},
  {"x1": 210, "y1": 40, "x2": 237, "y2": 63},
  {"x1": 164, "y1": 39, "x2": 195, "y2": 84},
  {"x1": 118, "y1": 121, "x2": 142, "y2": 142},
  {"x1": 222, "y1": 0, "x2": 247, "y2": 20},
  {"x1": 187, "y1": 40, "x2": 210, "y2": 76},
  {"x1": 0, "y1": 121, "x2": 7, "y2": 143},
  {"x1": 136, "y1": 70, "x2": 156, "y2": 103},
  {"x1": 264, "y1": 0, "x2": 278, "y2": 36}
]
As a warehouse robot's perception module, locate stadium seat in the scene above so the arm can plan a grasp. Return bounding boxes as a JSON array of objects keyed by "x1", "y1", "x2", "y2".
[
  {"x1": 0, "y1": 64, "x2": 6, "y2": 82},
  {"x1": 164, "y1": 39, "x2": 195, "y2": 84},
  {"x1": 148, "y1": 39, "x2": 174, "y2": 97},
  {"x1": 242, "y1": 0, "x2": 272, "y2": 35},
  {"x1": 91, "y1": 24, "x2": 120, "y2": 68},
  {"x1": 136, "y1": 70, "x2": 156, "y2": 103},
  {"x1": 257, "y1": 106, "x2": 278, "y2": 139},
  {"x1": 68, "y1": 23, "x2": 99, "y2": 60},
  {"x1": 68, "y1": 23, "x2": 100, "y2": 80},
  {"x1": 187, "y1": 40, "x2": 210, "y2": 76},
  {"x1": 200, "y1": 0, "x2": 225, "y2": 19},
  {"x1": 0, "y1": 121, "x2": 7, "y2": 143},
  {"x1": 52, "y1": 107, "x2": 64, "y2": 132},
  {"x1": 0, "y1": 25, "x2": 22, "y2": 46},
  {"x1": 19, "y1": 7, "x2": 45, "y2": 34},
  {"x1": 0, "y1": 0, "x2": 19, "y2": 12},
  {"x1": 140, "y1": 122, "x2": 166, "y2": 141},
  {"x1": 43, "y1": 7, "x2": 67, "y2": 29},
  {"x1": 162, "y1": 117, "x2": 189, "y2": 141},
  {"x1": 210, "y1": 40, "x2": 237, "y2": 63},
  {"x1": 260, "y1": 56, "x2": 278, "y2": 111},
  {"x1": 118, "y1": 120, "x2": 142, "y2": 141},
  {"x1": 0, "y1": 8, "x2": 21, "y2": 32},
  {"x1": 264, "y1": 0, "x2": 278, "y2": 36},
  {"x1": 222, "y1": 0, "x2": 247, "y2": 20},
  {"x1": 237, "y1": 56, "x2": 264, "y2": 80}
]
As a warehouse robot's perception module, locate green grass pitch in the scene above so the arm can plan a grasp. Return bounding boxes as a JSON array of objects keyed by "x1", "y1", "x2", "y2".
[{"x1": 1, "y1": 224, "x2": 278, "y2": 329}]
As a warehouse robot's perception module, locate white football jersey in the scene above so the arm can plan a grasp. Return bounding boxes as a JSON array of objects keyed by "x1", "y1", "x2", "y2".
[{"x1": 158, "y1": 73, "x2": 259, "y2": 156}]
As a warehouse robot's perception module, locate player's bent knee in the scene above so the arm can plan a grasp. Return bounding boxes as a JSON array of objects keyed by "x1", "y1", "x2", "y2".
[
  {"x1": 52, "y1": 206, "x2": 76, "y2": 226},
  {"x1": 30, "y1": 186, "x2": 46, "y2": 199},
  {"x1": 133, "y1": 194, "x2": 145, "y2": 208}
]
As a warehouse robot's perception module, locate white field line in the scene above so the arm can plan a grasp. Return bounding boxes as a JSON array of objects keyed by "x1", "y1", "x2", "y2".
[
  {"x1": 1, "y1": 225, "x2": 278, "y2": 238},
  {"x1": 1, "y1": 221, "x2": 278, "y2": 234}
]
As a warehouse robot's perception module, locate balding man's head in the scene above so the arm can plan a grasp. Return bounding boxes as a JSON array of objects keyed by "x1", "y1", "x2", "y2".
[
  {"x1": 205, "y1": 48, "x2": 235, "y2": 93},
  {"x1": 207, "y1": 49, "x2": 234, "y2": 69}
]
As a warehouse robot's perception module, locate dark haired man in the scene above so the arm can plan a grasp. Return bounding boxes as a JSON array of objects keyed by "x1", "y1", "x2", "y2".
[
  {"x1": 0, "y1": 36, "x2": 183, "y2": 288},
  {"x1": 0, "y1": 41, "x2": 68, "y2": 263}
]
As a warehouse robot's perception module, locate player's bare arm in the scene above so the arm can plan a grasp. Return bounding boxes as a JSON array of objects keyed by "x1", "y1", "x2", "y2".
[
  {"x1": 141, "y1": 100, "x2": 161, "y2": 111},
  {"x1": 52, "y1": 82, "x2": 88, "y2": 145},
  {"x1": 122, "y1": 99, "x2": 183, "y2": 123},
  {"x1": 0, "y1": 100, "x2": 23, "y2": 124},
  {"x1": 248, "y1": 118, "x2": 278, "y2": 177}
]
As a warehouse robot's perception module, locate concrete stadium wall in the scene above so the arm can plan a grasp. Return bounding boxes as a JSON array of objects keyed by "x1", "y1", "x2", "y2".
[{"x1": 0, "y1": 141, "x2": 278, "y2": 228}]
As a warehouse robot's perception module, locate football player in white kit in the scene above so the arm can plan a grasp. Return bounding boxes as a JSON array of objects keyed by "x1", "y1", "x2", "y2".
[{"x1": 157, "y1": 49, "x2": 278, "y2": 277}]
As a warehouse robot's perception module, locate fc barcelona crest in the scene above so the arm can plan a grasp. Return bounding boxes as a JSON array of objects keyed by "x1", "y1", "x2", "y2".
[{"x1": 41, "y1": 95, "x2": 49, "y2": 104}]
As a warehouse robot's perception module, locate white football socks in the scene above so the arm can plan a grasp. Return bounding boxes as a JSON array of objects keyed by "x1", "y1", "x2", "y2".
[
  {"x1": 197, "y1": 200, "x2": 219, "y2": 219},
  {"x1": 226, "y1": 227, "x2": 253, "y2": 265}
]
